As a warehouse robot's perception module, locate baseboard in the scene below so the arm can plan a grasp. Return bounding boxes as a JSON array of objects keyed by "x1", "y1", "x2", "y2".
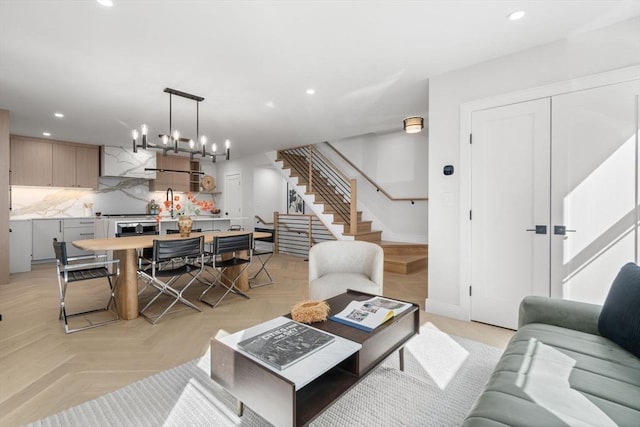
[{"x1": 425, "y1": 298, "x2": 469, "y2": 321}]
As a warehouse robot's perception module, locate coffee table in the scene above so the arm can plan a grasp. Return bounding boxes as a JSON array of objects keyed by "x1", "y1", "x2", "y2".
[{"x1": 210, "y1": 290, "x2": 419, "y2": 426}]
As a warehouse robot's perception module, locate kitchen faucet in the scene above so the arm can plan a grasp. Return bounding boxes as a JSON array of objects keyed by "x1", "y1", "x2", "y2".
[{"x1": 166, "y1": 187, "x2": 174, "y2": 218}]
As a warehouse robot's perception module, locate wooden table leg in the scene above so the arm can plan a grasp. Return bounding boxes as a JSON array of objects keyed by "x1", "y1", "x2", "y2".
[{"x1": 113, "y1": 248, "x2": 139, "y2": 320}]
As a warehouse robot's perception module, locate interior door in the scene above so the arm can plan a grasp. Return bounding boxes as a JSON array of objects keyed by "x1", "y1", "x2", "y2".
[
  {"x1": 470, "y1": 98, "x2": 551, "y2": 329},
  {"x1": 224, "y1": 173, "x2": 243, "y2": 229},
  {"x1": 550, "y1": 79, "x2": 640, "y2": 303}
]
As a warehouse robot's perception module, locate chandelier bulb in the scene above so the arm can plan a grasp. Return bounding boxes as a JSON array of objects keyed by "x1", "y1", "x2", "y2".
[
  {"x1": 173, "y1": 130, "x2": 180, "y2": 140},
  {"x1": 141, "y1": 124, "x2": 148, "y2": 136},
  {"x1": 225, "y1": 139, "x2": 230, "y2": 149},
  {"x1": 132, "y1": 129, "x2": 138, "y2": 140},
  {"x1": 200, "y1": 135, "x2": 207, "y2": 146},
  {"x1": 212, "y1": 143, "x2": 217, "y2": 152},
  {"x1": 161, "y1": 134, "x2": 169, "y2": 145},
  {"x1": 189, "y1": 139, "x2": 195, "y2": 149}
]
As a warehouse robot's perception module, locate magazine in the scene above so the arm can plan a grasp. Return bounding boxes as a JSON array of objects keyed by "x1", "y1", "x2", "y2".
[
  {"x1": 329, "y1": 296, "x2": 413, "y2": 332},
  {"x1": 237, "y1": 321, "x2": 335, "y2": 370}
]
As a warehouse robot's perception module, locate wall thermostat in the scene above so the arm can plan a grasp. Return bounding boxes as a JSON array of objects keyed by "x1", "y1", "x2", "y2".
[{"x1": 443, "y1": 165, "x2": 454, "y2": 175}]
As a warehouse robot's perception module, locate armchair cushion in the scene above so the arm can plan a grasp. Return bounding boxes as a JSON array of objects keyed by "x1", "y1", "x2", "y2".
[{"x1": 598, "y1": 262, "x2": 640, "y2": 357}]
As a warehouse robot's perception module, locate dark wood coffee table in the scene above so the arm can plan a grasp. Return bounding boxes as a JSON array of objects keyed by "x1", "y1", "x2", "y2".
[{"x1": 210, "y1": 290, "x2": 419, "y2": 426}]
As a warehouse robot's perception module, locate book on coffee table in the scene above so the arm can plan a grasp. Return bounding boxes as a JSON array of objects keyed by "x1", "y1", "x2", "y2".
[
  {"x1": 329, "y1": 296, "x2": 413, "y2": 332},
  {"x1": 237, "y1": 321, "x2": 335, "y2": 370}
]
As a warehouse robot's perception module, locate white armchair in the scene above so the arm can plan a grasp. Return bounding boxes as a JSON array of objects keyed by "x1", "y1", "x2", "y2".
[{"x1": 308, "y1": 240, "x2": 384, "y2": 301}]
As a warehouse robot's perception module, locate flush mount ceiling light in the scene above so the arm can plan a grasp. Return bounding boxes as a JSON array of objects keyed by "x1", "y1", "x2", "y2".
[
  {"x1": 42, "y1": 132, "x2": 51, "y2": 137},
  {"x1": 306, "y1": 88, "x2": 316, "y2": 95},
  {"x1": 507, "y1": 10, "x2": 525, "y2": 21},
  {"x1": 54, "y1": 112, "x2": 64, "y2": 118},
  {"x1": 403, "y1": 116, "x2": 424, "y2": 134},
  {"x1": 131, "y1": 88, "x2": 230, "y2": 162}
]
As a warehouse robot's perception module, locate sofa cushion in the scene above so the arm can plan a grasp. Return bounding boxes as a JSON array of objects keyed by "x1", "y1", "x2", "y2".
[
  {"x1": 464, "y1": 323, "x2": 640, "y2": 427},
  {"x1": 598, "y1": 262, "x2": 640, "y2": 357}
]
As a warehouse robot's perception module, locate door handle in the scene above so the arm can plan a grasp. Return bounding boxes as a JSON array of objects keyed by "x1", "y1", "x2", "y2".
[
  {"x1": 526, "y1": 225, "x2": 547, "y2": 234},
  {"x1": 554, "y1": 225, "x2": 576, "y2": 236}
]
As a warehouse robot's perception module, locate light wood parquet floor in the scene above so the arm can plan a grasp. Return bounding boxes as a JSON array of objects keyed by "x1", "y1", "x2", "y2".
[{"x1": 0, "y1": 254, "x2": 513, "y2": 426}]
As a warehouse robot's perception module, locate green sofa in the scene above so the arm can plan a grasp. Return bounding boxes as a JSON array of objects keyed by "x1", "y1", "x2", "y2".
[{"x1": 464, "y1": 265, "x2": 640, "y2": 426}]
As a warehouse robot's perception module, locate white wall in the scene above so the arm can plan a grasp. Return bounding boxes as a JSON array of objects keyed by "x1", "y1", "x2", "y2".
[{"x1": 427, "y1": 17, "x2": 640, "y2": 318}]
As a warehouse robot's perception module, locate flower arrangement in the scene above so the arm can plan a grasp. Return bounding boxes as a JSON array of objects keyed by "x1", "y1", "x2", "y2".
[{"x1": 157, "y1": 192, "x2": 217, "y2": 222}]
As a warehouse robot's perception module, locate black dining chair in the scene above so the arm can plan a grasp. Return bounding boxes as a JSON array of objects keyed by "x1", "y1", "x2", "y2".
[
  {"x1": 249, "y1": 232, "x2": 274, "y2": 288},
  {"x1": 138, "y1": 236, "x2": 205, "y2": 324},
  {"x1": 53, "y1": 238, "x2": 120, "y2": 333},
  {"x1": 199, "y1": 233, "x2": 253, "y2": 308}
]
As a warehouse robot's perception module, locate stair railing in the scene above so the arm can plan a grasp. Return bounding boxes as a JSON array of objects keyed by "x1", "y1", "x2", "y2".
[
  {"x1": 278, "y1": 145, "x2": 358, "y2": 233},
  {"x1": 274, "y1": 212, "x2": 335, "y2": 257}
]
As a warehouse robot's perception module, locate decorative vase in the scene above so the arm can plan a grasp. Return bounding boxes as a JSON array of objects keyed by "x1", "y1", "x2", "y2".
[{"x1": 178, "y1": 216, "x2": 193, "y2": 237}]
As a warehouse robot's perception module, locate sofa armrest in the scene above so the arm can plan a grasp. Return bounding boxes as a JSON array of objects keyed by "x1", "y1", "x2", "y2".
[{"x1": 518, "y1": 296, "x2": 602, "y2": 335}]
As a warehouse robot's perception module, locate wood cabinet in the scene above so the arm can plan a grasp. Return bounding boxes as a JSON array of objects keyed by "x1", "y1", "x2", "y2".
[
  {"x1": 10, "y1": 137, "x2": 53, "y2": 186},
  {"x1": 10, "y1": 135, "x2": 99, "y2": 188},
  {"x1": 149, "y1": 154, "x2": 198, "y2": 193}
]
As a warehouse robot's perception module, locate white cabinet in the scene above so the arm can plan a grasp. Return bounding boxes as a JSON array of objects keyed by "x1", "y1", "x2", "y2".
[
  {"x1": 10, "y1": 220, "x2": 32, "y2": 273},
  {"x1": 63, "y1": 219, "x2": 95, "y2": 257},
  {"x1": 32, "y1": 219, "x2": 63, "y2": 261},
  {"x1": 32, "y1": 218, "x2": 96, "y2": 261}
]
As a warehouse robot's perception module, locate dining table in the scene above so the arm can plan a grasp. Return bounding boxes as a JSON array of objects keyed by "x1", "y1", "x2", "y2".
[{"x1": 73, "y1": 230, "x2": 272, "y2": 320}]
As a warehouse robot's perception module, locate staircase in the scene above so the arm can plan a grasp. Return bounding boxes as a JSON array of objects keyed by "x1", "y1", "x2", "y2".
[{"x1": 276, "y1": 147, "x2": 427, "y2": 274}]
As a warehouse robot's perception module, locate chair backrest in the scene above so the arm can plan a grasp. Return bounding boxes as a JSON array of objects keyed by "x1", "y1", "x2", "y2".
[
  {"x1": 213, "y1": 233, "x2": 253, "y2": 256},
  {"x1": 153, "y1": 236, "x2": 204, "y2": 262},
  {"x1": 309, "y1": 240, "x2": 384, "y2": 285},
  {"x1": 52, "y1": 238, "x2": 69, "y2": 265},
  {"x1": 228, "y1": 225, "x2": 244, "y2": 231}
]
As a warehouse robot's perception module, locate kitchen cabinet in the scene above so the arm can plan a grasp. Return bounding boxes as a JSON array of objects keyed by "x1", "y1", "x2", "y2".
[
  {"x1": 32, "y1": 218, "x2": 95, "y2": 261},
  {"x1": 149, "y1": 154, "x2": 196, "y2": 193},
  {"x1": 10, "y1": 136, "x2": 53, "y2": 186},
  {"x1": 63, "y1": 218, "x2": 95, "y2": 257},
  {"x1": 10, "y1": 220, "x2": 32, "y2": 273},
  {"x1": 32, "y1": 219, "x2": 63, "y2": 261},
  {"x1": 10, "y1": 136, "x2": 99, "y2": 189}
]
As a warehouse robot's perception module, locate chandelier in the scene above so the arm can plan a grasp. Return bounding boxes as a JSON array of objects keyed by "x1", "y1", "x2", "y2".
[{"x1": 131, "y1": 88, "x2": 230, "y2": 162}]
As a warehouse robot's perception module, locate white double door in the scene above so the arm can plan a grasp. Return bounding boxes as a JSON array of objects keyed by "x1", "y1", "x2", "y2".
[{"x1": 470, "y1": 79, "x2": 640, "y2": 329}]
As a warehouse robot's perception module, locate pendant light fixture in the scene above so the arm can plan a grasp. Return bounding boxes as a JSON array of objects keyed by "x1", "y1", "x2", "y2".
[{"x1": 131, "y1": 88, "x2": 230, "y2": 162}]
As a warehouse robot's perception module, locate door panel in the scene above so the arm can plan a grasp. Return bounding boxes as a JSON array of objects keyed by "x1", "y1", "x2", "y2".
[
  {"x1": 551, "y1": 80, "x2": 640, "y2": 303},
  {"x1": 471, "y1": 98, "x2": 551, "y2": 329}
]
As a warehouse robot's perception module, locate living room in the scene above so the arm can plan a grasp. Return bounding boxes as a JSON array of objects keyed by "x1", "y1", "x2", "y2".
[{"x1": 1, "y1": 1, "x2": 639, "y2": 426}]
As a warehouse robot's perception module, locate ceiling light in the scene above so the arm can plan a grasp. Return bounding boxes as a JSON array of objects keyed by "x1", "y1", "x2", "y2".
[
  {"x1": 42, "y1": 132, "x2": 51, "y2": 137},
  {"x1": 403, "y1": 117, "x2": 424, "y2": 134},
  {"x1": 265, "y1": 101, "x2": 275, "y2": 108},
  {"x1": 507, "y1": 10, "x2": 525, "y2": 21},
  {"x1": 54, "y1": 112, "x2": 64, "y2": 118},
  {"x1": 306, "y1": 88, "x2": 315, "y2": 95},
  {"x1": 97, "y1": 0, "x2": 114, "y2": 7},
  {"x1": 131, "y1": 88, "x2": 230, "y2": 162}
]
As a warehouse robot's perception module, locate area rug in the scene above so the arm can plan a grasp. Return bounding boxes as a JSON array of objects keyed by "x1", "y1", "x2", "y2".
[{"x1": 28, "y1": 324, "x2": 503, "y2": 427}]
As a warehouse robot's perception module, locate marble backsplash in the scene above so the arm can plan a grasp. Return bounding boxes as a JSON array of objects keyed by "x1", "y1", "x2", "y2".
[{"x1": 11, "y1": 177, "x2": 165, "y2": 219}]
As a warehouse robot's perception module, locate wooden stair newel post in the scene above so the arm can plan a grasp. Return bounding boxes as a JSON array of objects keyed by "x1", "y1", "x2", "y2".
[
  {"x1": 274, "y1": 211, "x2": 279, "y2": 254},
  {"x1": 350, "y1": 179, "x2": 358, "y2": 235}
]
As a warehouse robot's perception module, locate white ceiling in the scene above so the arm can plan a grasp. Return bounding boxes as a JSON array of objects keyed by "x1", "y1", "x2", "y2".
[{"x1": 1, "y1": 0, "x2": 639, "y2": 158}]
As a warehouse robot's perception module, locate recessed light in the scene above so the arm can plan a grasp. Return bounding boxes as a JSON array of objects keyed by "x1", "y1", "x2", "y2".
[
  {"x1": 97, "y1": 0, "x2": 114, "y2": 7},
  {"x1": 265, "y1": 101, "x2": 275, "y2": 108},
  {"x1": 306, "y1": 88, "x2": 315, "y2": 95},
  {"x1": 42, "y1": 132, "x2": 51, "y2": 137},
  {"x1": 507, "y1": 10, "x2": 525, "y2": 21},
  {"x1": 54, "y1": 112, "x2": 64, "y2": 118}
]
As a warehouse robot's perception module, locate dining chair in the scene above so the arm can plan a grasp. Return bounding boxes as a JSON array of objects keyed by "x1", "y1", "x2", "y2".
[
  {"x1": 52, "y1": 238, "x2": 120, "y2": 333},
  {"x1": 199, "y1": 233, "x2": 253, "y2": 308},
  {"x1": 249, "y1": 232, "x2": 274, "y2": 288},
  {"x1": 138, "y1": 236, "x2": 205, "y2": 324}
]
